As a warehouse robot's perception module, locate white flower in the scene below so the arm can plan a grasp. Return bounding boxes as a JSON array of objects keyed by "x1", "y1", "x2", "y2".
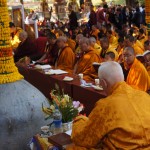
[{"x1": 64, "y1": 94, "x2": 70, "y2": 102}]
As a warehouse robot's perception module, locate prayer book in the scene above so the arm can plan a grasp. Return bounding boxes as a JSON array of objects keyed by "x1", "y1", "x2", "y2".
[
  {"x1": 136, "y1": 50, "x2": 150, "y2": 62},
  {"x1": 48, "y1": 133, "x2": 72, "y2": 150}
]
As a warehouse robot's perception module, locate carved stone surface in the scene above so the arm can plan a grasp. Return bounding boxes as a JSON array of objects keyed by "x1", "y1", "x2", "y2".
[{"x1": 0, "y1": 79, "x2": 49, "y2": 150}]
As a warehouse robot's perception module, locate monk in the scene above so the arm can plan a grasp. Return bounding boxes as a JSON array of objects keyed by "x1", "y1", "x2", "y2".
[
  {"x1": 14, "y1": 30, "x2": 36, "y2": 62},
  {"x1": 144, "y1": 50, "x2": 150, "y2": 76},
  {"x1": 124, "y1": 35, "x2": 143, "y2": 55},
  {"x1": 74, "y1": 37, "x2": 101, "y2": 81},
  {"x1": 35, "y1": 32, "x2": 59, "y2": 65},
  {"x1": 106, "y1": 30, "x2": 118, "y2": 49},
  {"x1": 121, "y1": 46, "x2": 150, "y2": 92},
  {"x1": 67, "y1": 61, "x2": 150, "y2": 150},
  {"x1": 89, "y1": 37, "x2": 102, "y2": 55},
  {"x1": 99, "y1": 37, "x2": 119, "y2": 61},
  {"x1": 55, "y1": 36, "x2": 75, "y2": 73},
  {"x1": 9, "y1": 22, "x2": 23, "y2": 51},
  {"x1": 104, "y1": 51, "x2": 115, "y2": 61}
]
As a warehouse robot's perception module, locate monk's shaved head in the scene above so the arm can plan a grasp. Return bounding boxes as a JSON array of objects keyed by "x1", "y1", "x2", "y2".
[
  {"x1": 98, "y1": 61, "x2": 124, "y2": 95},
  {"x1": 124, "y1": 46, "x2": 135, "y2": 54},
  {"x1": 98, "y1": 61, "x2": 124, "y2": 83}
]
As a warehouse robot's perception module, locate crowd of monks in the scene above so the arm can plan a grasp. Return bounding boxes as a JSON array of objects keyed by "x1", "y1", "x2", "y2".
[{"x1": 10, "y1": 19, "x2": 150, "y2": 93}]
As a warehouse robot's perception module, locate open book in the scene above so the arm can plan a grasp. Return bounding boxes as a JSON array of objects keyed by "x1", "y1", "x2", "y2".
[
  {"x1": 92, "y1": 62, "x2": 101, "y2": 72},
  {"x1": 34, "y1": 64, "x2": 51, "y2": 70},
  {"x1": 136, "y1": 50, "x2": 150, "y2": 62},
  {"x1": 45, "y1": 69, "x2": 68, "y2": 75}
]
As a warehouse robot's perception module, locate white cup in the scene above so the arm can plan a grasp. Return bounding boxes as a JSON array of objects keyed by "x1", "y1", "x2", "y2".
[
  {"x1": 78, "y1": 73, "x2": 83, "y2": 80},
  {"x1": 95, "y1": 79, "x2": 100, "y2": 86}
]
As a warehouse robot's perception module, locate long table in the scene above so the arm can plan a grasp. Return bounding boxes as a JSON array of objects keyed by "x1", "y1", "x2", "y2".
[{"x1": 17, "y1": 65, "x2": 106, "y2": 116}]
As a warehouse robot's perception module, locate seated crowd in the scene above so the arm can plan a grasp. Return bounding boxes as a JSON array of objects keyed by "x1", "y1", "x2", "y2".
[
  {"x1": 10, "y1": 19, "x2": 150, "y2": 93},
  {"x1": 10, "y1": 2, "x2": 150, "y2": 149}
]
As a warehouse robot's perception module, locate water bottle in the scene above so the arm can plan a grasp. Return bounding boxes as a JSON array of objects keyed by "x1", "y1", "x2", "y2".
[{"x1": 52, "y1": 108, "x2": 63, "y2": 134}]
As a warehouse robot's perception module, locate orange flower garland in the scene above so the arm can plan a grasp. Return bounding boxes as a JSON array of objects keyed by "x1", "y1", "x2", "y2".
[
  {"x1": 145, "y1": 0, "x2": 150, "y2": 31},
  {"x1": 0, "y1": 0, "x2": 23, "y2": 83}
]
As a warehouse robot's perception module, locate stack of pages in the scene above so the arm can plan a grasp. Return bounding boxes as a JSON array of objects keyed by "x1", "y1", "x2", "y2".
[{"x1": 45, "y1": 69, "x2": 68, "y2": 75}]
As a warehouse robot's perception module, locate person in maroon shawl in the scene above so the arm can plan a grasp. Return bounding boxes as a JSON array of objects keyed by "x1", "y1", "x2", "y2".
[
  {"x1": 88, "y1": 5, "x2": 97, "y2": 29},
  {"x1": 14, "y1": 31, "x2": 36, "y2": 62}
]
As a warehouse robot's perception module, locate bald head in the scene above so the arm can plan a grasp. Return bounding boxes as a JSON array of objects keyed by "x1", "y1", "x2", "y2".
[
  {"x1": 123, "y1": 46, "x2": 135, "y2": 65},
  {"x1": 98, "y1": 61, "x2": 124, "y2": 93},
  {"x1": 124, "y1": 46, "x2": 135, "y2": 55}
]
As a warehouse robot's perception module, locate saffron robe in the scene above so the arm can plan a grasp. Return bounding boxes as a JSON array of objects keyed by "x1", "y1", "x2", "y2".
[
  {"x1": 74, "y1": 48, "x2": 101, "y2": 81},
  {"x1": 55, "y1": 46, "x2": 75, "y2": 73},
  {"x1": 67, "y1": 82, "x2": 150, "y2": 150},
  {"x1": 126, "y1": 58, "x2": 150, "y2": 91}
]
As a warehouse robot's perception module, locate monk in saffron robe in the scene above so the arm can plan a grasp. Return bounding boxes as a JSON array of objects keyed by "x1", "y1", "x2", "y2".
[
  {"x1": 55, "y1": 36, "x2": 75, "y2": 73},
  {"x1": 121, "y1": 46, "x2": 150, "y2": 92},
  {"x1": 67, "y1": 61, "x2": 150, "y2": 150},
  {"x1": 124, "y1": 35, "x2": 143, "y2": 55},
  {"x1": 144, "y1": 50, "x2": 150, "y2": 76},
  {"x1": 99, "y1": 37, "x2": 119, "y2": 61},
  {"x1": 74, "y1": 37, "x2": 101, "y2": 81}
]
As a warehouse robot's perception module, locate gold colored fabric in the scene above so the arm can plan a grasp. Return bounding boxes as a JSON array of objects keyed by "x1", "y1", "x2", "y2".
[
  {"x1": 94, "y1": 43, "x2": 102, "y2": 55},
  {"x1": 109, "y1": 35, "x2": 118, "y2": 50},
  {"x1": 126, "y1": 58, "x2": 150, "y2": 91},
  {"x1": 133, "y1": 43, "x2": 144, "y2": 55},
  {"x1": 67, "y1": 38, "x2": 76, "y2": 51},
  {"x1": 68, "y1": 82, "x2": 150, "y2": 150},
  {"x1": 75, "y1": 48, "x2": 101, "y2": 81},
  {"x1": 107, "y1": 46, "x2": 119, "y2": 61},
  {"x1": 11, "y1": 27, "x2": 23, "y2": 50},
  {"x1": 34, "y1": 135, "x2": 53, "y2": 150}
]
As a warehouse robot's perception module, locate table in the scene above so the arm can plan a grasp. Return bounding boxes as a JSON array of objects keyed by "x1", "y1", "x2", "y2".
[{"x1": 17, "y1": 65, "x2": 106, "y2": 116}]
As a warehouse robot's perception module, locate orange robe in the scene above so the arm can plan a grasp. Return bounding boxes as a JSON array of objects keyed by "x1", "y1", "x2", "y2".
[
  {"x1": 126, "y1": 58, "x2": 150, "y2": 91},
  {"x1": 55, "y1": 46, "x2": 75, "y2": 73},
  {"x1": 147, "y1": 66, "x2": 150, "y2": 76},
  {"x1": 90, "y1": 29, "x2": 99, "y2": 40},
  {"x1": 67, "y1": 82, "x2": 150, "y2": 150},
  {"x1": 67, "y1": 38, "x2": 76, "y2": 52},
  {"x1": 74, "y1": 48, "x2": 101, "y2": 81}
]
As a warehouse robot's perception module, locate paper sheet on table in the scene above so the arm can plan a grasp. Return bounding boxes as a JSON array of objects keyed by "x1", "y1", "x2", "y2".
[
  {"x1": 65, "y1": 130, "x2": 72, "y2": 136},
  {"x1": 45, "y1": 69, "x2": 68, "y2": 75},
  {"x1": 35, "y1": 64, "x2": 51, "y2": 70}
]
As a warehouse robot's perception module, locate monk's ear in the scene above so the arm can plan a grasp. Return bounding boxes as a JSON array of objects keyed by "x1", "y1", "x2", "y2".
[{"x1": 100, "y1": 78, "x2": 108, "y2": 89}]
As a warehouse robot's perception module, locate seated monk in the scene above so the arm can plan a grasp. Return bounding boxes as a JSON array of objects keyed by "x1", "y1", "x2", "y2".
[
  {"x1": 14, "y1": 30, "x2": 36, "y2": 62},
  {"x1": 35, "y1": 32, "x2": 59, "y2": 65},
  {"x1": 106, "y1": 30, "x2": 118, "y2": 50},
  {"x1": 144, "y1": 50, "x2": 150, "y2": 76},
  {"x1": 99, "y1": 37, "x2": 119, "y2": 61},
  {"x1": 89, "y1": 36, "x2": 102, "y2": 55},
  {"x1": 67, "y1": 61, "x2": 150, "y2": 150},
  {"x1": 104, "y1": 51, "x2": 115, "y2": 61},
  {"x1": 74, "y1": 37, "x2": 101, "y2": 81},
  {"x1": 55, "y1": 36, "x2": 75, "y2": 73},
  {"x1": 121, "y1": 46, "x2": 150, "y2": 92},
  {"x1": 124, "y1": 35, "x2": 144, "y2": 55},
  {"x1": 9, "y1": 22, "x2": 23, "y2": 51}
]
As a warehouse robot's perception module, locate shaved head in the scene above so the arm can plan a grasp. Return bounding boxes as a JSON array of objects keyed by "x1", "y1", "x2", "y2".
[
  {"x1": 124, "y1": 46, "x2": 135, "y2": 55},
  {"x1": 98, "y1": 61, "x2": 124, "y2": 95}
]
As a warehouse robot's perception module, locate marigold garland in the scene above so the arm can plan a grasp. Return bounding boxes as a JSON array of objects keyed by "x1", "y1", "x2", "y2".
[
  {"x1": 145, "y1": 0, "x2": 150, "y2": 31},
  {"x1": 0, "y1": 0, "x2": 23, "y2": 84}
]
